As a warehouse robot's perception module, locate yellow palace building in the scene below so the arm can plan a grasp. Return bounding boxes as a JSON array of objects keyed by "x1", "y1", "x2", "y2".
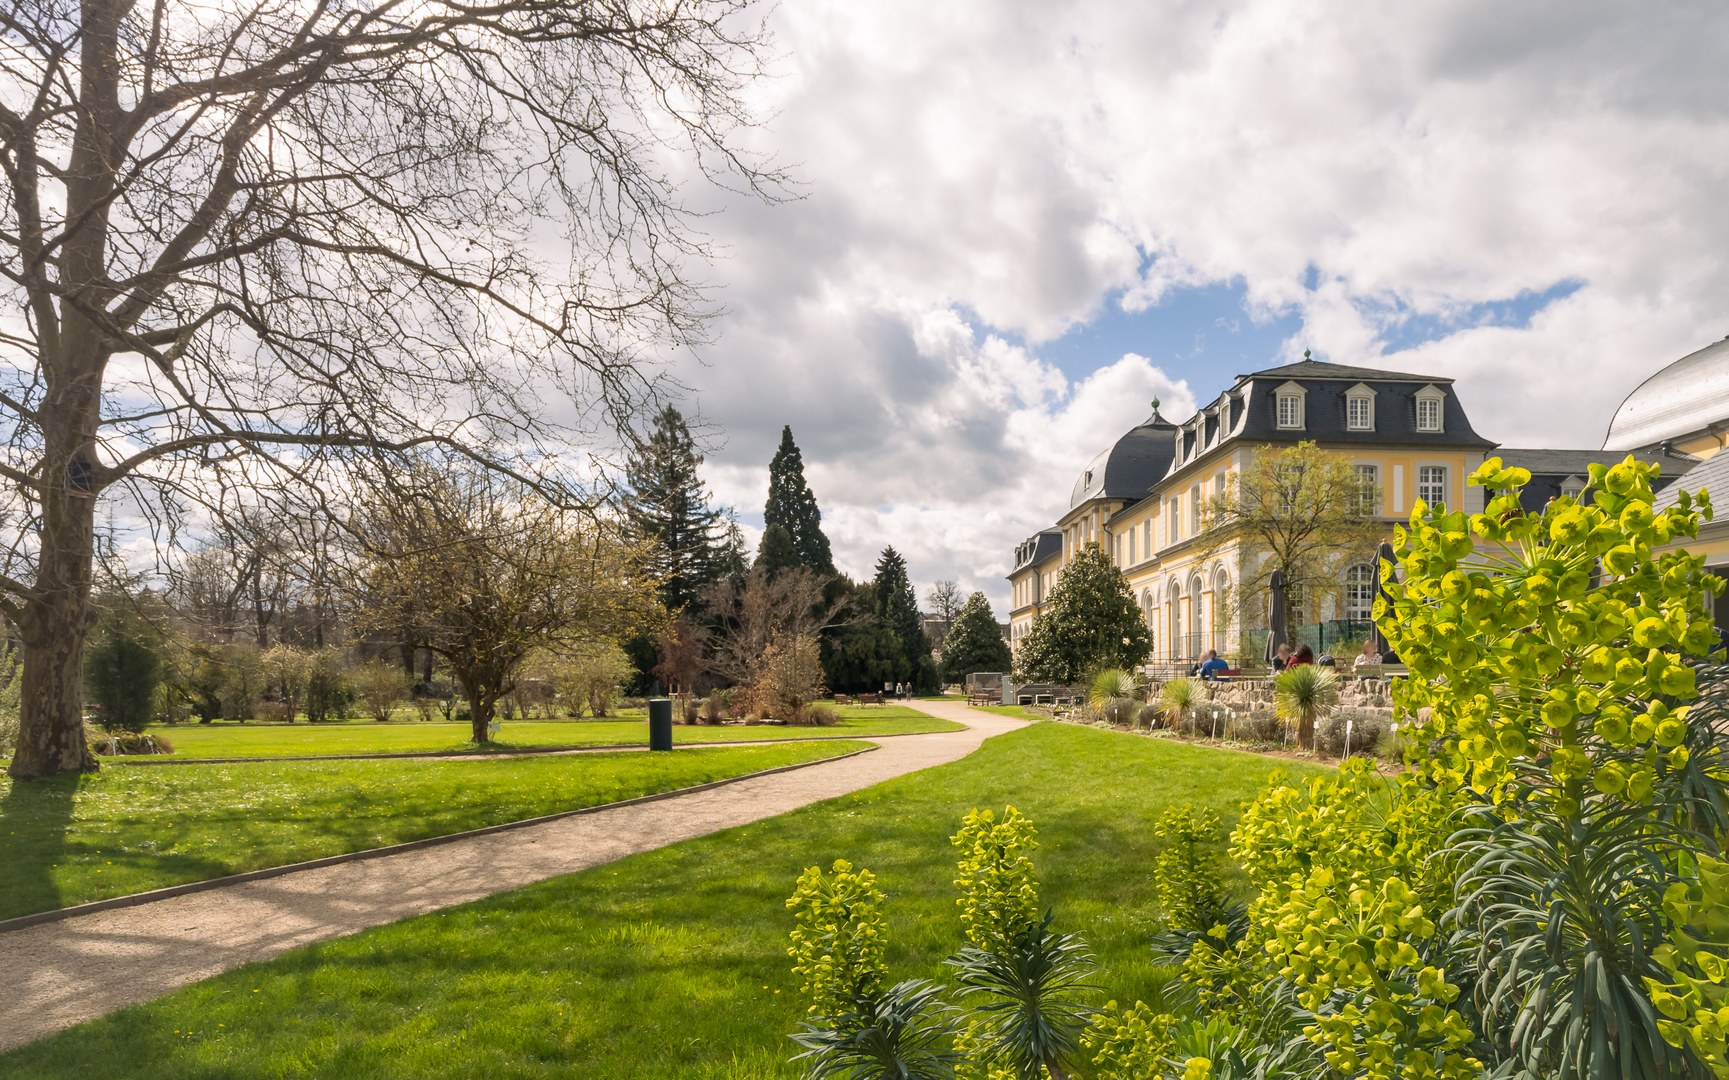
[{"x1": 1009, "y1": 349, "x2": 1720, "y2": 669}]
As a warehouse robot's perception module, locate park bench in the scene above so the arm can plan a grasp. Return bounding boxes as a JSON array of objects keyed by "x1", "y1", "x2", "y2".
[
  {"x1": 857, "y1": 692, "x2": 884, "y2": 705},
  {"x1": 967, "y1": 691, "x2": 997, "y2": 706}
]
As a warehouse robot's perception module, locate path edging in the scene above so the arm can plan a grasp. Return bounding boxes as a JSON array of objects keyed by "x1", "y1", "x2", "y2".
[{"x1": 0, "y1": 743, "x2": 878, "y2": 936}]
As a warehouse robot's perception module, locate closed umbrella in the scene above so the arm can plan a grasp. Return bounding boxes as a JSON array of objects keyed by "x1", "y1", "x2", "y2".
[
  {"x1": 1369, "y1": 541, "x2": 1398, "y2": 662},
  {"x1": 1265, "y1": 568, "x2": 1288, "y2": 668}
]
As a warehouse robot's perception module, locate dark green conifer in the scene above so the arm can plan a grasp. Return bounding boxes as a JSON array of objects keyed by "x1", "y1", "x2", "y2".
[{"x1": 761, "y1": 426, "x2": 833, "y2": 575}]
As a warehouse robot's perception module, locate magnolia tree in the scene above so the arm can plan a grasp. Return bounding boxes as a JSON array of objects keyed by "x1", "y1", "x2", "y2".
[{"x1": 1015, "y1": 544, "x2": 1151, "y2": 685}]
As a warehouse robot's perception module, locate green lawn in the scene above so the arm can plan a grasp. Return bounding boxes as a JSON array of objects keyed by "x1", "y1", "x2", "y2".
[
  {"x1": 0, "y1": 723, "x2": 1327, "y2": 1077},
  {"x1": 123, "y1": 706, "x2": 957, "y2": 760},
  {"x1": 0, "y1": 741, "x2": 866, "y2": 921}
]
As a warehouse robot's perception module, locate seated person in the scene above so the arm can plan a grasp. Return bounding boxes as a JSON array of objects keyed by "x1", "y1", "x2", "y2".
[
  {"x1": 1288, "y1": 643, "x2": 1315, "y2": 667},
  {"x1": 1272, "y1": 643, "x2": 1293, "y2": 672},
  {"x1": 1354, "y1": 639, "x2": 1383, "y2": 671},
  {"x1": 1196, "y1": 649, "x2": 1230, "y2": 681}
]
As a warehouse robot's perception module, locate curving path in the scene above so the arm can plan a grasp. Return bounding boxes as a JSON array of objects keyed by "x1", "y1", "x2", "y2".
[{"x1": 0, "y1": 698, "x2": 1021, "y2": 1052}]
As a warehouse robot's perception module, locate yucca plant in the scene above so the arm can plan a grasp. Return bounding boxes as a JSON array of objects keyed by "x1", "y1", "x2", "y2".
[
  {"x1": 1157, "y1": 677, "x2": 1202, "y2": 731},
  {"x1": 790, "y1": 979, "x2": 964, "y2": 1080},
  {"x1": 1087, "y1": 668, "x2": 1140, "y2": 726},
  {"x1": 1271, "y1": 665, "x2": 1337, "y2": 750}
]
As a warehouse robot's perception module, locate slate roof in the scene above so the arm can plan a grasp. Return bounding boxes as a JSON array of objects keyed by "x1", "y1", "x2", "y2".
[
  {"x1": 1009, "y1": 529, "x2": 1063, "y2": 574},
  {"x1": 1655, "y1": 451, "x2": 1729, "y2": 513},
  {"x1": 1213, "y1": 372, "x2": 1496, "y2": 452},
  {"x1": 1069, "y1": 405, "x2": 1180, "y2": 508},
  {"x1": 1239, "y1": 359, "x2": 1452, "y2": 384}
]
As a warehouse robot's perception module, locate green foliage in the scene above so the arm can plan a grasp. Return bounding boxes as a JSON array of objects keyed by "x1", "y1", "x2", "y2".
[
  {"x1": 301, "y1": 648, "x2": 350, "y2": 723},
  {"x1": 622, "y1": 404, "x2": 728, "y2": 614},
  {"x1": 873, "y1": 547, "x2": 934, "y2": 684},
  {"x1": 1158, "y1": 678, "x2": 1202, "y2": 729},
  {"x1": 787, "y1": 860, "x2": 891, "y2": 1018},
  {"x1": 1650, "y1": 855, "x2": 1729, "y2": 1076},
  {"x1": 951, "y1": 807, "x2": 1042, "y2": 952},
  {"x1": 85, "y1": 610, "x2": 163, "y2": 733},
  {"x1": 1151, "y1": 807, "x2": 1228, "y2": 936},
  {"x1": 1271, "y1": 664, "x2": 1338, "y2": 751},
  {"x1": 0, "y1": 648, "x2": 21, "y2": 756},
  {"x1": 1088, "y1": 668, "x2": 1140, "y2": 726},
  {"x1": 790, "y1": 978, "x2": 962, "y2": 1080},
  {"x1": 942, "y1": 592, "x2": 1012, "y2": 683},
  {"x1": 761, "y1": 426, "x2": 835, "y2": 576},
  {"x1": 1155, "y1": 455, "x2": 1729, "y2": 1080},
  {"x1": 1082, "y1": 1001, "x2": 1177, "y2": 1080},
  {"x1": 1014, "y1": 544, "x2": 1152, "y2": 685}
]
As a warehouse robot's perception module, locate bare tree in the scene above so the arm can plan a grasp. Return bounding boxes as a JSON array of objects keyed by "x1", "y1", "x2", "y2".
[
  {"x1": 0, "y1": 1, "x2": 782, "y2": 777},
  {"x1": 353, "y1": 466, "x2": 661, "y2": 744},
  {"x1": 925, "y1": 580, "x2": 963, "y2": 624},
  {"x1": 703, "y1": 567, "x2": 846, "y2": 713}
]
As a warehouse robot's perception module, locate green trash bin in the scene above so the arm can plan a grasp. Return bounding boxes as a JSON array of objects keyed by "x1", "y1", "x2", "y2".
[{"x1": 648, "y1": 698, "x2": 673, "y2": 751}]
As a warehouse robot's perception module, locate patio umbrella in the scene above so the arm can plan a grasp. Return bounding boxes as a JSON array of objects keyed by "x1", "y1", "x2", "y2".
[
  {"x1": 1369, "y1": 540, "x2": 1398, "y2": 661},
  {"x1": 1265, "y1": 568, "x2": 1288, "y2": 667}
]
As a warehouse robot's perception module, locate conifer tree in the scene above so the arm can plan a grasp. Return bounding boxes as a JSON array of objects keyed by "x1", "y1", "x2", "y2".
[
  {"x1": 755, "y1": 523, "x2": 801, "y2": 576},
  {"x1": 1015, "y1": 544, "x2": 1151, "y2": 684},
  {"x1": 941, "y1": 592, "x2": 1012, "y2": 682},
  {"x1": 871, "y1": 547, "x2": 931, "y2": 682},
  {"x1": 761, "y1": 426, "x2": 834, "y2": 575},
  {"x1": 622, "y1": 405, "x2": 725, "y2": 613}
]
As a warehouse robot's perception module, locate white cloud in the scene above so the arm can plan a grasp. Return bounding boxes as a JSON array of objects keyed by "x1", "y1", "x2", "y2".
[{"x1": 668, "y1": 0, "x2": 1729, "y2": 610}]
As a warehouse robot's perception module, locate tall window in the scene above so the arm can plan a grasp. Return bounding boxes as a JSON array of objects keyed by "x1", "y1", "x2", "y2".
[
  {"x1": 1416, "y1": 389, "x2": 1444, "y2": 432},
  {"x1": 1344, "y1": 564, "x2": 1376, "y2": 620},
  {"x1": 1354, "y1": 464, "x2": 1380, "y2": 516},
  {"x1": 1143, "y1": 519, "x2": 1151, "y2": 555},
  {"x1": 1167, "y1": 498, "x2": 1180, "y2": 545},
  {"x1": 1418, "y1": 465, "x2": 1447, "y2": 507},
  {"x1": 1276, "y1": 392, "x2": 1303, "y2": 429},
  {"x1": 1190, "y1": 484, "x2": 1202, "y2": 534},
  {"x1": 1347, "y1": 392, "x2": 1374, "y2": 431},
  {"x1": 1127, "y1": 528, "x2": 1136, "y2": 565}
]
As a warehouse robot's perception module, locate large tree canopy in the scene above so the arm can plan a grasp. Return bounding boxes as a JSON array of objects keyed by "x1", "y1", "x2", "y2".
[
  {"x1": 871, "y1": 546, "x2": 930, "y2": 682},
  {"x1": 0, "y1": 0, "x2": 779, "y2": 777},
  {"x1": 941, "y1": 591, "x2": 1011, "y2": 683},
  {"x1": 1014, "y1": 543, "x2": 1151, "y2": 685}
]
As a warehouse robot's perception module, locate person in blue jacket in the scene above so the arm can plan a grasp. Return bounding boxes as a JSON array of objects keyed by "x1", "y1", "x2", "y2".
[{"x1": 1196, "y1": 649, "x2": 1230, "y2": 681}]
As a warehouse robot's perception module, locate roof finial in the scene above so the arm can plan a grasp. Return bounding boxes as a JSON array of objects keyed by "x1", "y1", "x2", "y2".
[{"x1": 1303, "y1": 348, "x2": 1312, "y2": 361}]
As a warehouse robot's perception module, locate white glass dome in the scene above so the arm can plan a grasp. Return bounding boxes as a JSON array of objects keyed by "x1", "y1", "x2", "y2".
[{"x1": 1604, "y1": 337, "x2": 1729, "y2": 452}]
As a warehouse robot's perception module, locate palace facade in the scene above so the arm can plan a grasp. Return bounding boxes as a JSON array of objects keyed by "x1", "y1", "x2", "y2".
[{"x1": 1009, "y1": 351, "x2": 1714, "y2": 668}]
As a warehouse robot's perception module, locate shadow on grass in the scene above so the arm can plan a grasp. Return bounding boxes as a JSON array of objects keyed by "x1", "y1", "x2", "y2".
[{"x1": 0, "y1": 773, "x2": 78, "y2": 916}]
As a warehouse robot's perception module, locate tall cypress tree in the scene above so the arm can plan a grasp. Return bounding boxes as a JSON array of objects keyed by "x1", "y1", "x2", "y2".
[
  {"x1": 871, "y1": 546, "x2": 931, "y2": 681},
  {"x1": 622, "y1": 405, "x2": 724, "y2": 613},
  {"x1": 760, "y1": 426, "x2": 834, "y2": 575}
]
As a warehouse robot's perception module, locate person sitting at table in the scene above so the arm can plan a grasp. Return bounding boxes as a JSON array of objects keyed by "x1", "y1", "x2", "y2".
[
  {"x1": 1196, "y1": 649, "x2": 1229, "y2": 681},
  {"x1": 1354, "y1": 639, "x2": 1383, "y2": 671},
  {"x1": 1288, "y1": 644, "x2": 1315, "y2": 667},
  {"x1": 1272, "y1": 643, "x2": 1293, "y2": 672}
]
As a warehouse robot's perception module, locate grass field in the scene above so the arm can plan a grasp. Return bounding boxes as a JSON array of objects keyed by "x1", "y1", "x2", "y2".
[
  {"x1": 0, "y1": 723, "x2": 1328, "y2": 1077},
  {"x1": 0, "y1": 740, "x2": 867, "y2": 921},
  {"x1": 121, "y1": 706, "x2": 957, "y2": 760}
]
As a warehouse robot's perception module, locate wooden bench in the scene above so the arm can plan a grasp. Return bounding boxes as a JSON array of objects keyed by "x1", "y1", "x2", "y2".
[
  {"x1": 967, "y1": 691, "x2": 997, "y2": 706},
  {"x1": 857, "y1": 692, "x2": 884, "y2": 706}
]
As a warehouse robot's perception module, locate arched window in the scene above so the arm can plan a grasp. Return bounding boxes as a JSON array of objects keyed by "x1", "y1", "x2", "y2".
[
  {"x1": 1167, "y1": 579, "x2": 1184, "y2": 659},
  {"x1": 1344, "y1": 563, "x2": 1376, "y2": 621},
  {"x1": 1211, "y1": 566, "x2": 1231, "y2": 651},
  {"x1": 1188, "y1": 572, "x2": 1206, "y2": 657}
]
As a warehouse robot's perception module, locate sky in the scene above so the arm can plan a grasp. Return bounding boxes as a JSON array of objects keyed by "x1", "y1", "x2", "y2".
[{"x1": 660, "y1": 0, "x2": 1729, "y2": 614}]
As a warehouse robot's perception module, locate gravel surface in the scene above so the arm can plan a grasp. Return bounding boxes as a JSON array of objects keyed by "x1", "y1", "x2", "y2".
[{"x1": 0, "y1": 699, "x2": 1020, "y2": 1051}]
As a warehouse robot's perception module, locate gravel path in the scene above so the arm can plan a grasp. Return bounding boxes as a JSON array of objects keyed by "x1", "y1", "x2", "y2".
[{"x1": 0, "y1": 699, "x2": 1020, "y2": 1051}]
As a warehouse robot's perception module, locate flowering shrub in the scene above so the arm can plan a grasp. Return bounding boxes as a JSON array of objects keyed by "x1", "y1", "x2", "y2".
[
  {"x1": 786, "y1": 859, "x2": 889, "y2": 1018},
  {"x1": 951, "y1": 806, "x2": 1042, "y2": 951}
]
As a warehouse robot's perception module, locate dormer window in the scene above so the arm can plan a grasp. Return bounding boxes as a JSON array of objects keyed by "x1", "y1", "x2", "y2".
[
  {"x1": 1415, "y1": 385, "x2": 1445, "y2": 433},
  {"x1": 1274, "y1": 381, "x2": 1307, "y2": 430},
  {"x1": 1345, "y1": 384, "x2": 1375, "y2": 431},
  {"x1": 1560, "y1": 475, "x2": 1585, "y2": 501}
]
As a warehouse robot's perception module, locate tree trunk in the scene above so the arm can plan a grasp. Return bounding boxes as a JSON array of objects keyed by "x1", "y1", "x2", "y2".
[
  {"x1": 9, "y1": 494, "x2": 100, "y2": 779},
  {"x1": 468, "y1": 688, "x2": 493, "y2": 744},
  {"x1": 1298, "y1": 709, "x2": 1316, "y2": 751}
]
